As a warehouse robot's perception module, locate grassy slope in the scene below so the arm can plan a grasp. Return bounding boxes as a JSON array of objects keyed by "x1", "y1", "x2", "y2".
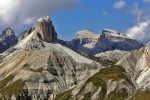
[
  {"x1": 53, "y1": 65, "x2": 132, "y2": 100},
  {"x1": 129, "y1": 91, "x2": 150, "y2": 100},
  {"x1": 0, "y1": 74, "x2": 25, "y2": 99},
  {"x1": 53, "y1": 90, "x2": 73, "y2": 100}
]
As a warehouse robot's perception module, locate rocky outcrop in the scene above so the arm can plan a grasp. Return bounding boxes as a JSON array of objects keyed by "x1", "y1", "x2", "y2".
[
  {"x1": 0, "y1": 28, "x2": 18, "y2": 53},
  {"x1": 18, "y1": 27, "x2": 34, "y2": 42},
  {"x1": 116, "y1": 42, "x2": 150, "y2": 90},
  {"x1": 95, "y1": 50, "x2": 128, "y2": 63},
  {"x1": 35, "y1": 16, "x2": 57, "y2": 42},
  {"x1": 67, "y1": 29, "x2": 144, "y2": 55}
]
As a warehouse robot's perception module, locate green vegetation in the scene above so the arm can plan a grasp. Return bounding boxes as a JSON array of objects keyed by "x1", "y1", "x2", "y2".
[
  {"x1": 82, "y1": 92, "x2": 92, "y2": 100},
  {"x1": 0, "y1": 74, "x2": 25, "y2": 99},
  {"x1": 86, "y1": 65, "x2": 131, "y2": 100},
  {"x1": 53, "y1": 89, "x2": 73, "y2": 100},
  {"x1": 94, "y1": 65, "x2": 127, "y2": 80},
  {"x1": 0, "y1": 74, "x2": 14, "y2": 89},
  {"x1": 107, "y1": 89, "x2": 128, "y2": 100},
  {"x1": 86, "y1": 65, "x2": 129, "y2": 86},
  {"x1": 0, "y1": 55, "x2": 5, "y2": 61},
  {"x1": 0, "y1": 80, "x2": 25, "y2": 97},
  {"x1": 129, "y1": 91, "x2": 150, "y2": 100},
  {"x1": 53, "y1": 65, "x2": 132, "y2": 100},
  {"x1": 7, "y1": 48, "x2": 17, "y2": 53}
]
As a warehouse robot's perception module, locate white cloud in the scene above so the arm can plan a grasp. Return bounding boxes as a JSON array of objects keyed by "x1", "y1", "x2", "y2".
[
  {"x1": 132, "y1": 4, "x2": 143, "y2": 21},
  {"x1": 126, "y1": 3, "x2": 150, "y2": 43},
  {"x1": 101, "y1": 11, "x2": 108, "y2": 17},
  {"x1": 126, "y1": 21, "x2": 150, "y2": 42},
  {"x1": 144, "y1": 0, "x2": 150, "y2": 2},
  {"x1": 0, "y1": 0, "x2": 79, "y2": 28},
  {"x1": 113, "y1": 0, "x2": 126, "y2": 10}
]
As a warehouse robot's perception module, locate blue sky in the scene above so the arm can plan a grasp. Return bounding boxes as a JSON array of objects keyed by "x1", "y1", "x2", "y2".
[
  {"x1": 0, "y1": 0, "x2": 150, "y2": 42},
  {"x1": 51, "y1": 0, "x2": 150, "y2": 42},
  {"x1": 51, "y1": 0, "x2": 135, "y2": 40}
]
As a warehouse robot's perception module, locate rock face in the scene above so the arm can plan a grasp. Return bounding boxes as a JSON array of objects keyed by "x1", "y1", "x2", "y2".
[
  {"x1": 35, "y1": 16, "x2": 57, "y2": 42},
  {"x1": 0, "y1": 16, "x2": 101, "y2": 100},
  {"x1": 116, "y1": 42, "x2": 150, "y2": 90},
  {"x1": 0, "y1": 28, "x2": 18, "y2": 53},
  {"x1": 18, "y1": 27, "x2": 34, "y2": 42},
  {"x1": 68, "y1": 29, "x2": 144, "y2": 55},
  {"x1": 55, "y1": 42, "x2": 150, "y2": 100}
]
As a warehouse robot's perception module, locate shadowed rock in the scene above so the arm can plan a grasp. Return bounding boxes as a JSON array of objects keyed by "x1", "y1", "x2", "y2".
[{"x1": 0, "y1": 28, "x2": 18, "y2": 53}]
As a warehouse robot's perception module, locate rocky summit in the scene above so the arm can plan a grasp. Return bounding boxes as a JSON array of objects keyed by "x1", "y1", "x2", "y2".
[
  {"x1": 35, "y1": 16, "x2": 57, "y2": 42},
  {"x1": 0, "y1": 28, "x2": 18, "y2": 53},
  {"x1": 67, "y1": 29, "x2": 144, "y2": 55}
]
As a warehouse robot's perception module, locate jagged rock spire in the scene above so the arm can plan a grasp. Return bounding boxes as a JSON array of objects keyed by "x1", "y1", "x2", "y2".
[{"x1": 35, "y1": 16, "x2": 57, "y2": 42}]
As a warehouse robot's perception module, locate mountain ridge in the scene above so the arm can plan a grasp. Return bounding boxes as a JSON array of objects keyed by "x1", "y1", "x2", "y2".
[
  {"x1": 0, "y1": 16, "x2": 102, "y2": 100},
  {"x1": 67, "y1": 29, "x2": 144, "y2": 55},
  {"x1": 0, "y1": 16, "x2": 148, "y2": 100}
]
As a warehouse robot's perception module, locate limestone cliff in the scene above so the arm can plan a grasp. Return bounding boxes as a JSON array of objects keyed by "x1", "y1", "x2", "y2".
[{"x1": 35, "y1": 16, "x2": 57, "y2": 42}]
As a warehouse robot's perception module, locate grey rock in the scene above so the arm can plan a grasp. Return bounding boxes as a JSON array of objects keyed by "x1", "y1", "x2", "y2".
[
  {"x1": 0, "y1": 28, "x2": 18, "y2": 53},
  {"x1": 68, "y1": 29, "x2": 144, "y2": 55},
  {"x1": 95, "y1": 50, "x2": 128, "y2": 63},
  {"x1": 18, "y1": 27, "x2": 34, "y2": 42}
]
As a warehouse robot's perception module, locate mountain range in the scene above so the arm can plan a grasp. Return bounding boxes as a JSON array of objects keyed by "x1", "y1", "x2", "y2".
[{"x1": 0, "y1": 16, "x2": 149, "y2": 100}]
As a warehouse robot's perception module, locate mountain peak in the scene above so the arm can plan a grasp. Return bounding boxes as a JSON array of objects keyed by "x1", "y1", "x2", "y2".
[
  {"x1": 35, "y1": 16, "x2": 57, "y2": 42},
  {"x1": 2, "y1": 27, "x2": 15, "y2": 36},
  {"x1": 0, "y1": 28, "x2": 18, "y2": 53},
  {"x1": 75, "y1": 30, "x2": 100, "y2": 39}
]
